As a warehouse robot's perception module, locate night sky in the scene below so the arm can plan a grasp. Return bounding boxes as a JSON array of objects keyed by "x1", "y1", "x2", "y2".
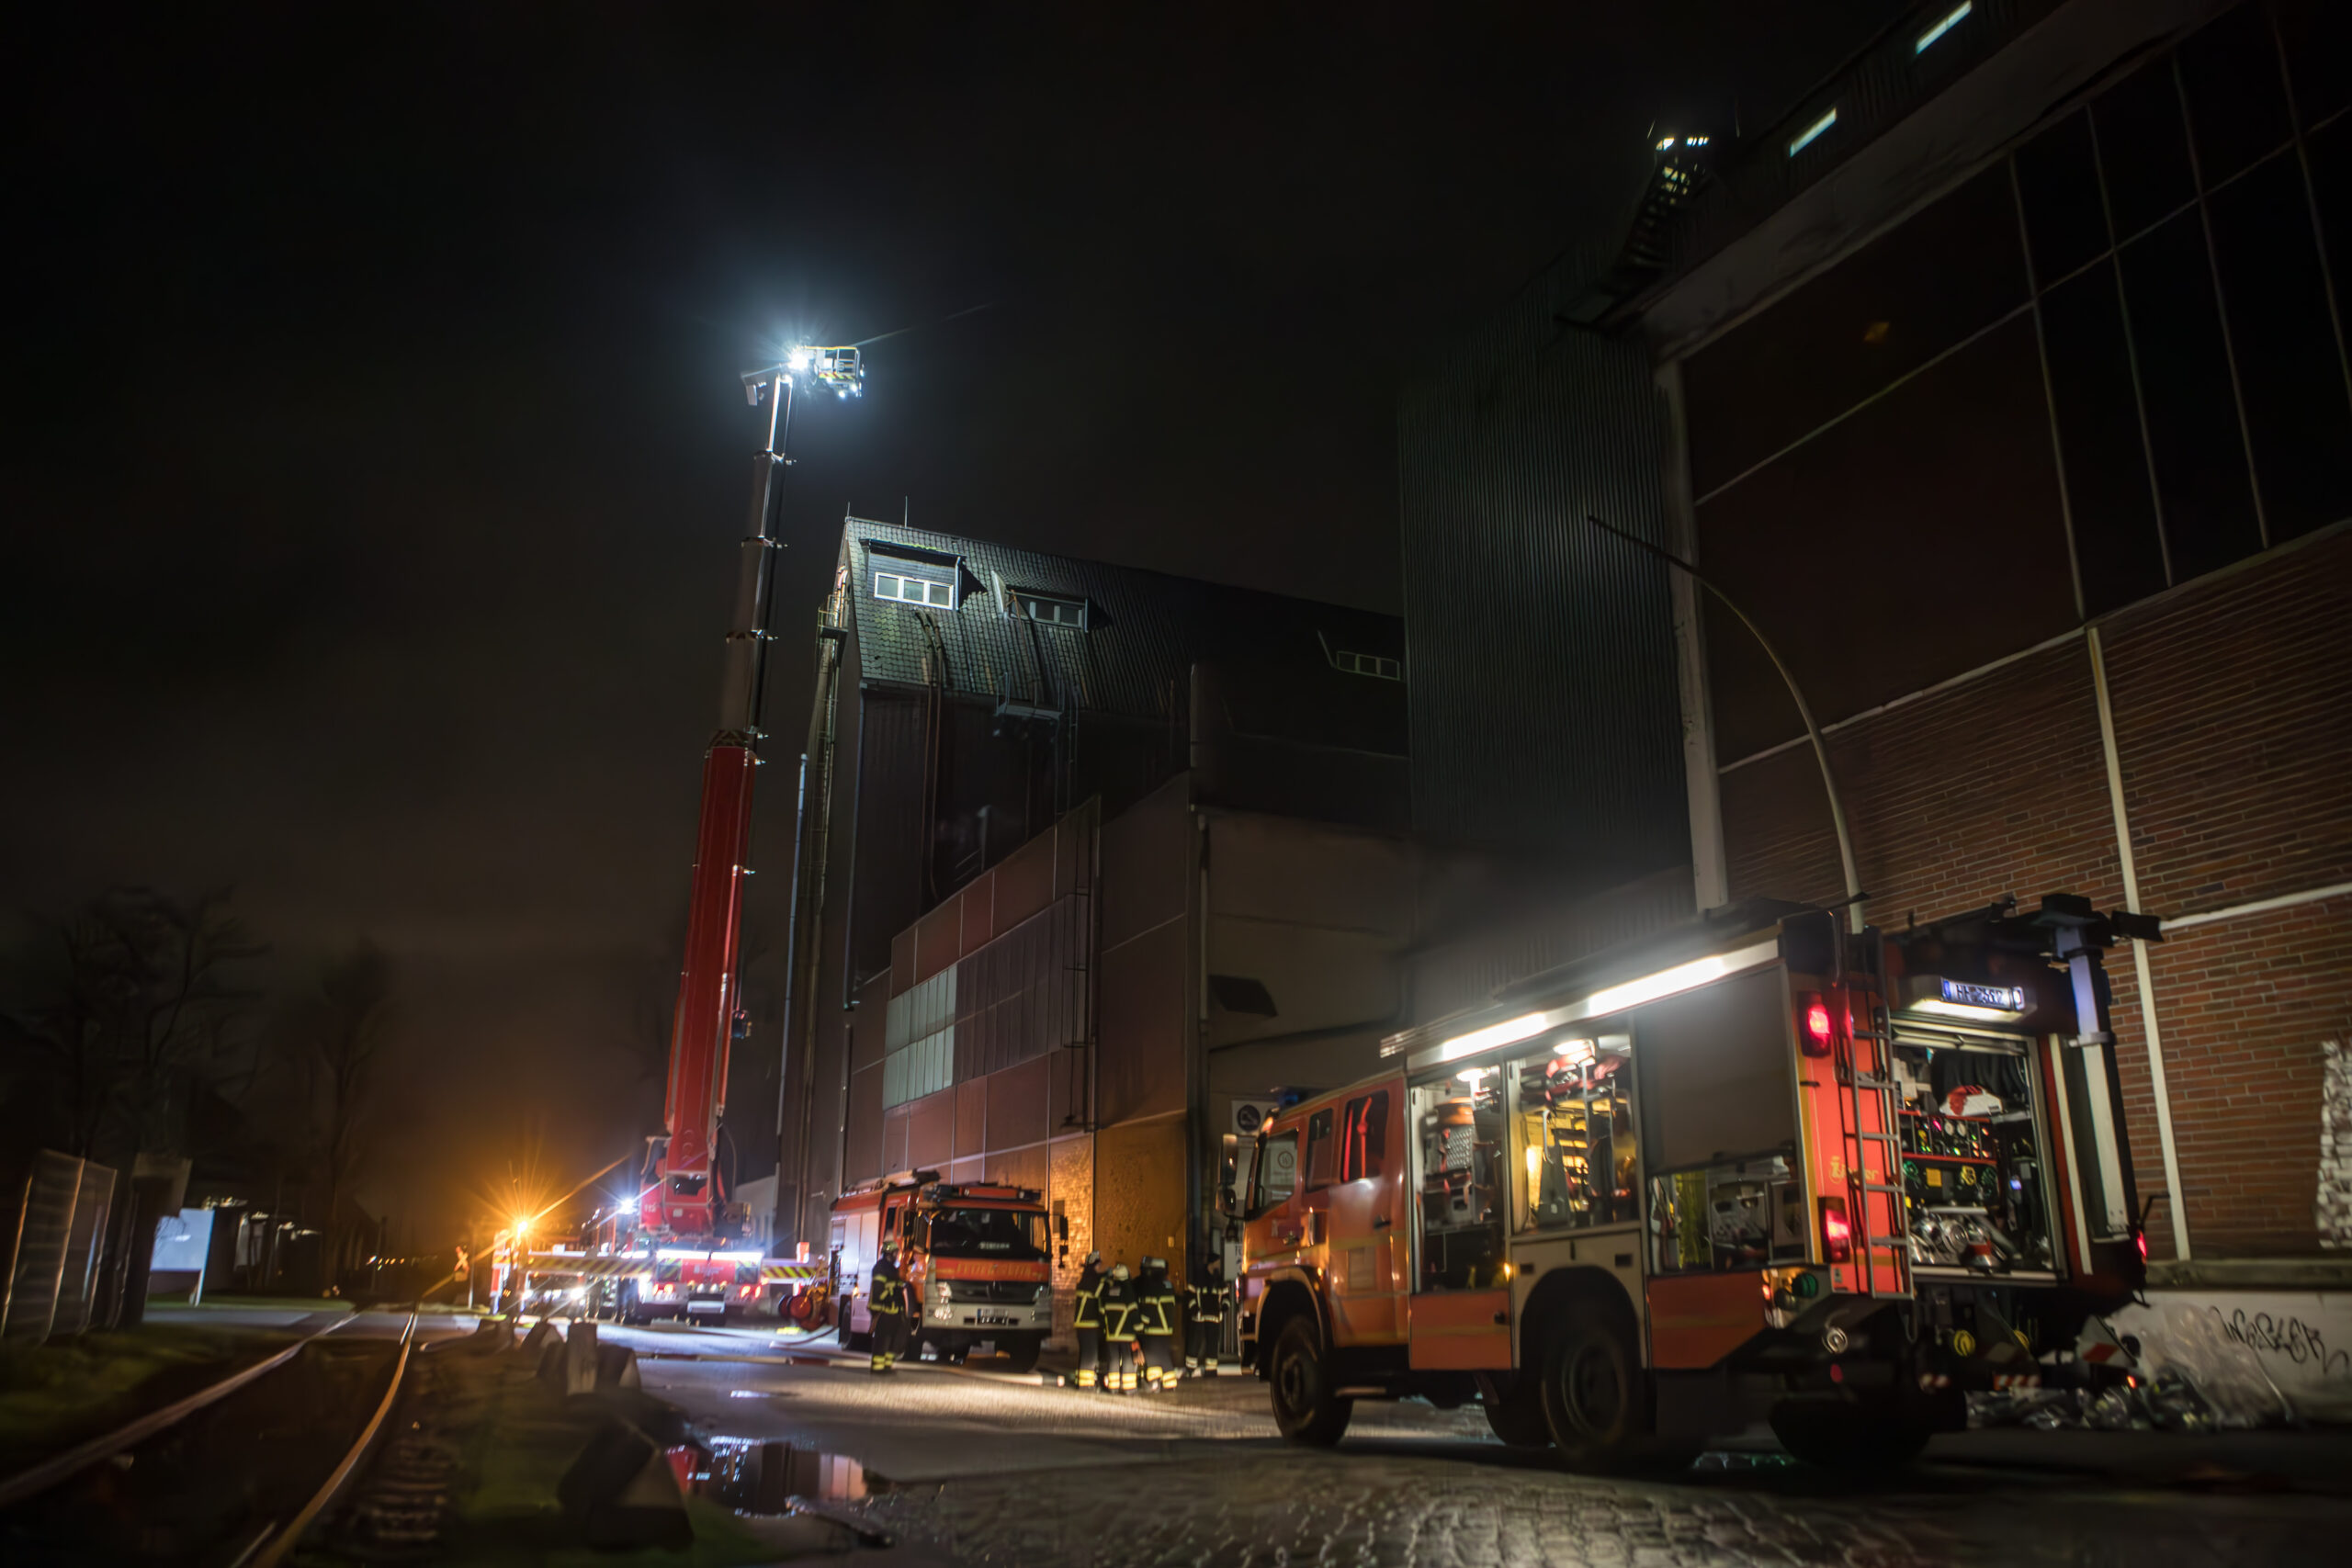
[{"x1": 10, "y1": 5, "x2": 1891, "y2": 1242}]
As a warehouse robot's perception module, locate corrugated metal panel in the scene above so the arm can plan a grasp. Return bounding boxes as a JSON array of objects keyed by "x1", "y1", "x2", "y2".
[
  {"x1": 1396, "y1": 249, "x2": 1690, "y2": 877},
  {"x1": 952, "y1": 893, "x2": 1091, "y2": 1081},
  {"x1": 1404, "y1": 867, "x2": 1695, "y2": 1024}
]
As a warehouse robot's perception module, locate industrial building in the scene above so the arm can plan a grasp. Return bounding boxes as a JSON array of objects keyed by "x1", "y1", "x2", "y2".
[
  {"x1": 770, "y1": 522, "x2": 1547, "y2": 1329},
  {"x1": 1400, "y1": 0, "x2": 2350, "y2": 1301}
]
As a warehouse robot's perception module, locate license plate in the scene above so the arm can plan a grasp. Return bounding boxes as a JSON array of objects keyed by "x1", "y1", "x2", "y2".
[{"x1": 975, "y1": 1312, "x2": 1014, "y2": 1325}]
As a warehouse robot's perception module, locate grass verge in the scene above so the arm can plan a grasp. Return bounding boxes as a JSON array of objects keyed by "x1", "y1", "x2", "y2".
[{"x1": 0, "y1": 1322, "x2": 299, "y2": 1476}]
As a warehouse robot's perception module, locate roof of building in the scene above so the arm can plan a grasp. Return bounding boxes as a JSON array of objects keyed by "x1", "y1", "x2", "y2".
[
  {"x1": 834, "y1": 521, "x2": 1408, "y2": 750},
  {"x1": 1583, "y1": 0, "x2": 2220, "y2": 349}
]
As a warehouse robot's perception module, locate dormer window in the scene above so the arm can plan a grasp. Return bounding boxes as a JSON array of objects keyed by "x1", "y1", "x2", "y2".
[
  {"x1": 1332, "y1": 649, "x2": 1403, "y2": 681},
  {"x1": 1013, "y1": 591, "x2": 1088, "y2": 629},
  {"x1": 874, "y1": 560, "x2": 956, "y2": 609}
]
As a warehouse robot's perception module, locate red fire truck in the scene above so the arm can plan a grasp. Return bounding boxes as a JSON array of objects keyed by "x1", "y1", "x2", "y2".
[
  {"x1": 1235, "y1": 895, "x2": 2152, "y2": 1470},
  {"x1": 830, "y1": 1171, "x2": 1058, "y2": 1371}
]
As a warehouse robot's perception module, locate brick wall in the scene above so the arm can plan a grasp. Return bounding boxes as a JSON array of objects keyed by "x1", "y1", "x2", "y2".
[
  {"x1": 2102, "y1": 530, "x2": 2352, "y2": 917},
  {"x1": 1720, "y1": 638, "x2": 2125, "y2": 922},
  {"x1": 1716, "y1": 530, "x2": 2350, "y2": 1259},
  {"x1": 2146, "y1": 897, "x2": 2352, "y2": 1254}
]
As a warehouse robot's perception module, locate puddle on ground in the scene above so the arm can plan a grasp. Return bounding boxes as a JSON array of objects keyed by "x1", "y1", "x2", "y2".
[
  {"x1": 1691, "y1": 1450, "x2": 1797, "y2": 1472},
  {"x1": 691, "y1": 1438, "x2": 876, "y2": 1512}
]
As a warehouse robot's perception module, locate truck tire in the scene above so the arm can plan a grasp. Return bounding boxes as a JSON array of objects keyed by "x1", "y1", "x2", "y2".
[
  {"x1": 1769, "y1": 1402, "x2": 1932, "y2": 1473},
  {"x1": 1539, "y1": 1314, "x2": 1643, "y2": 1471},
  {"x1": 1476, "y1": 1371, "x2": 1552, "y2": 1448},
  {"x1": 1270, "y1": 1316, "x2": 1352, "y2": 1447},
  {"x1": 836, "y1": 1302, "x2": 855, "y2": 1349}
]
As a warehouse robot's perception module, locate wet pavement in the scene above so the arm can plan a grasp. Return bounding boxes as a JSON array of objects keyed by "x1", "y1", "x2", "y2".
[{"x1": 595, "y1": 1320, "x2": 2352, "y2": 1566}]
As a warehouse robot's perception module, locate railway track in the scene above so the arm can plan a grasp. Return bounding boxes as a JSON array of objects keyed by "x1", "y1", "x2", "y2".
[{"x1": 0, "y1": 1311, "x2": 420, "y2": 1567}]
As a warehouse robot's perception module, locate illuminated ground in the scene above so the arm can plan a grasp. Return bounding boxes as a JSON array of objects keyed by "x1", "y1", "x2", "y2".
[{"x1": 600, "y1": 1319, "x2": 2352, "y2": 1566}]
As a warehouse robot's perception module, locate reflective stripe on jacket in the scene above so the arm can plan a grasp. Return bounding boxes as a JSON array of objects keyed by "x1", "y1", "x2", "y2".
[
  {"x1": 870, "y1": 1258, "x2": 906, "y2": 1314},
  {"x1": 1136, "y1": 1276, "x2": 1179, "y2": 1336},
  {"x1": 1183, "y1": 1280, "x2": 1227, "y2": 1322},
  {"x1": 1100, "y1": 1280, "x2": 1139, "y2": 1338},
  {"x1": 1072, "y1": 1266, "x2": 1106, "y2": 1329}
]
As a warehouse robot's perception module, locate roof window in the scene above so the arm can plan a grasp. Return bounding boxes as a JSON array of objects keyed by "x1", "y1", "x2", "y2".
[
  {"x1": 1787, "y1": 107, "x2": 1838, "y2": 157},
  {"x1": 1332, "y1": 650, "x2": 1403, "y2": 682},
  {"x1": 1914, "y1": 3, "x2": 1971, "y2": 54},
  {"x1": 1013, "y1": 591, "x2": 1088, "y2": 629}
]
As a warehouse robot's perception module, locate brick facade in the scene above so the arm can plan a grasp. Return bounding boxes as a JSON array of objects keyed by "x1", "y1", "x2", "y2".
[{"x1": 1717, "y1": 531, "x2": 2352, "y2": 1258}]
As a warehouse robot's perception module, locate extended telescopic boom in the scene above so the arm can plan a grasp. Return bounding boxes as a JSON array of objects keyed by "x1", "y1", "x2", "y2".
[{"x1": 639, "y1": 359, "x2": 808, "y2": 1239}]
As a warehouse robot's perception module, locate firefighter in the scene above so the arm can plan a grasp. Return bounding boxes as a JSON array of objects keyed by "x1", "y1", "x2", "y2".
[
  {"x1": 1071, "y1": 1250, "x2": 1107, "y2": 1390},
  {"x1": 1099, "y1": 1262, "x2": 1139, "y2": 1393},
  {"x1": 867, "y1": 1236, "x2": 910, "y2": 1374},
  {"x1": 1184, "y1": 1252, "x2": 1227, "y2": 1377},
  {"x1": 1136, "y1": 1256, "x2": 1180, "y2": 1393}
]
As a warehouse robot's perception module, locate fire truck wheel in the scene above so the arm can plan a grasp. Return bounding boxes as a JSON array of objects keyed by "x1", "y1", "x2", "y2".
[
  {"x1": 1000, "y1": 1337, "x2": 1041, "y2": 1374},
  {"x1": 1270, "y1": 1317, "x2": 1353, "y2": 1446},
  {"x1": 1769, "y1": 1401, "x2": 1932, "y2": 1473},
  {"x1": 1539, "y1": 1318, "x2": 1642, "y2": 1470},
  {"x1": 1476, "y1": 1372, "x2": 1551, "y2": 1448}
]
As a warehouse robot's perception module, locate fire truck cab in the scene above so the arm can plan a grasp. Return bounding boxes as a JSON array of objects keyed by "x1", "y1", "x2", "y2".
[
  {"x1": 1236, "y1": 895, "x2": 2151, "y2": 1470},
  {"x1": 830, "y1": 1170, "x2": 1057, "y2": 1371}
]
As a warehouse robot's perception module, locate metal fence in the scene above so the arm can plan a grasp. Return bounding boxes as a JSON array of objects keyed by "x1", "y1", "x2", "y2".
[{"x1": 2, "y1": 1151, "x2": 119, "y2": 1344}]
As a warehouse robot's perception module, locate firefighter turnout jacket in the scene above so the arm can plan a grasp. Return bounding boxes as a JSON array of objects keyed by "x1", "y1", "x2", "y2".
[
  {"x1": 1183, "y1": 1274, "x2": 1227, "y2": 1325},
  {"x1": 1136, "y1": 1268, "x2": 1179, "y2": 1337},
  {"x1": 1072, "y1": 1260, "x2": 1106, "y2": 1329},
  {"x1": 1100, "y1": 1271, "x2": 1140, "y2": 1341},
  {"x1": 870, "y1": 1253, "x2": 907, "y2": 1315}
]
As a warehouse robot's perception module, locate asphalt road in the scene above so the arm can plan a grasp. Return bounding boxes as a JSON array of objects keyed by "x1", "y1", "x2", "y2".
[{"x1": 592, "y1": 1318, "x2": 2352, "y2": 1567}]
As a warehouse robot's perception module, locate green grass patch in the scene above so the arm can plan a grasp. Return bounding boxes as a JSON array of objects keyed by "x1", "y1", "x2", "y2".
[
  {"x1": 0, "y1": 1323, "x2": 297, "y2": 1473},
  {"x1": 164, "y1": 1296, "x2": 356, "y2": 1314}
]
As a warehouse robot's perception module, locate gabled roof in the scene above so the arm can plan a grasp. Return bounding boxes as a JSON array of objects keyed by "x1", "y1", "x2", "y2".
[{"x1": 837, "y1": 522, "x2": 1408, "y2": 750}]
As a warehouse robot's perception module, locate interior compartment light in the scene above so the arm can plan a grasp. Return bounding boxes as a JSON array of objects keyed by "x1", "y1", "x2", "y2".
[
  {"x1": 1901, "y1": 976, "x2": 2030, "y2": 1023},
  {"x1": 1434, "y1": 1012, "x2": 1551, "y2": 1064},
  {"x1": 1820, "y1": 1197, "x2": 1853, "y2": 1263}
]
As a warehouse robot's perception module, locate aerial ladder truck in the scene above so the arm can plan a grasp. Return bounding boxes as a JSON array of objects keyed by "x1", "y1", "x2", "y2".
[{"x1": 514, "y1": 346, "x2": 865, "y2": 1324}]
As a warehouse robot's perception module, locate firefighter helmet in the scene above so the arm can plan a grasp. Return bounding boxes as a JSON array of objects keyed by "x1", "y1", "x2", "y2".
[{"x1": 1110, "y1": 1262, "x2": 1130, "y2": 1281}]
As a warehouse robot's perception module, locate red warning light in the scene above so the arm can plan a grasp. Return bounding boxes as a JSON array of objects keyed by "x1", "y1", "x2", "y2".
[
  {"x1": 1819, "y1": 1197, "x2": 1853, "y2": 1263},
  {"x1": 1802, "y1": 994, "x2": 1835, "y2": 1056}
]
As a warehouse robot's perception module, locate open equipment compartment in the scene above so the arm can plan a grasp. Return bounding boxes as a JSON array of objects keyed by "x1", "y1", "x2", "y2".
[{"x1": 1887, "y1": 1029, "x2": 2059, "y2": 1280}]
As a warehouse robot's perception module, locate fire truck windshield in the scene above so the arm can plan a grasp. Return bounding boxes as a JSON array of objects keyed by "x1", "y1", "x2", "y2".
[{"x1": 925, "y1": 1206, "x2": 1047, "y2": 1259}]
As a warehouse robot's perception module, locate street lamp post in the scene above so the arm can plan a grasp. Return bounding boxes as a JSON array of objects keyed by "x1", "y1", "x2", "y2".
[{"x1": 1585, "y1": 514, "x2": 1865, "y2": 933}]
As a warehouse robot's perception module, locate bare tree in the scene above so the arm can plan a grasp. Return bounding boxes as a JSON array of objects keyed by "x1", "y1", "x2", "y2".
[{"x1": 0, "y1": 889, "x2": 265, "y2": 1325}]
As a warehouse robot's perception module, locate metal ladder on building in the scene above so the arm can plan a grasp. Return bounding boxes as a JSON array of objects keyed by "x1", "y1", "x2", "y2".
[{"x1": 1838, "y1": 926, "x2": 1910, "y2": 1300}]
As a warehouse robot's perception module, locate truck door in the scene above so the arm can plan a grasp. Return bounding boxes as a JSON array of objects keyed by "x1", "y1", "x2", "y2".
[
  {"x1": 1323, "y1": 1085, "x2": 1405, "y2": 1344},
  {"x1": 1405, "y1": 1071, "x2": 1512, "y2": 1369}
]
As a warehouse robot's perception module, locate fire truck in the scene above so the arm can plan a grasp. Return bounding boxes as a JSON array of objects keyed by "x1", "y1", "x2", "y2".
[
  {"x1": 1234, "y1": 894, "x2": 2153, "y2": 1471},
  {"x1": 829, "y1": 1171, "x2": 1057, "y2": 1371}
]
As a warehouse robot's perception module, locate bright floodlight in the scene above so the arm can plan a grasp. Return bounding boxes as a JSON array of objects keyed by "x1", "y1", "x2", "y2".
[{"x1": 786, "y1": 345, "x2": 814, "y2": 372}]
